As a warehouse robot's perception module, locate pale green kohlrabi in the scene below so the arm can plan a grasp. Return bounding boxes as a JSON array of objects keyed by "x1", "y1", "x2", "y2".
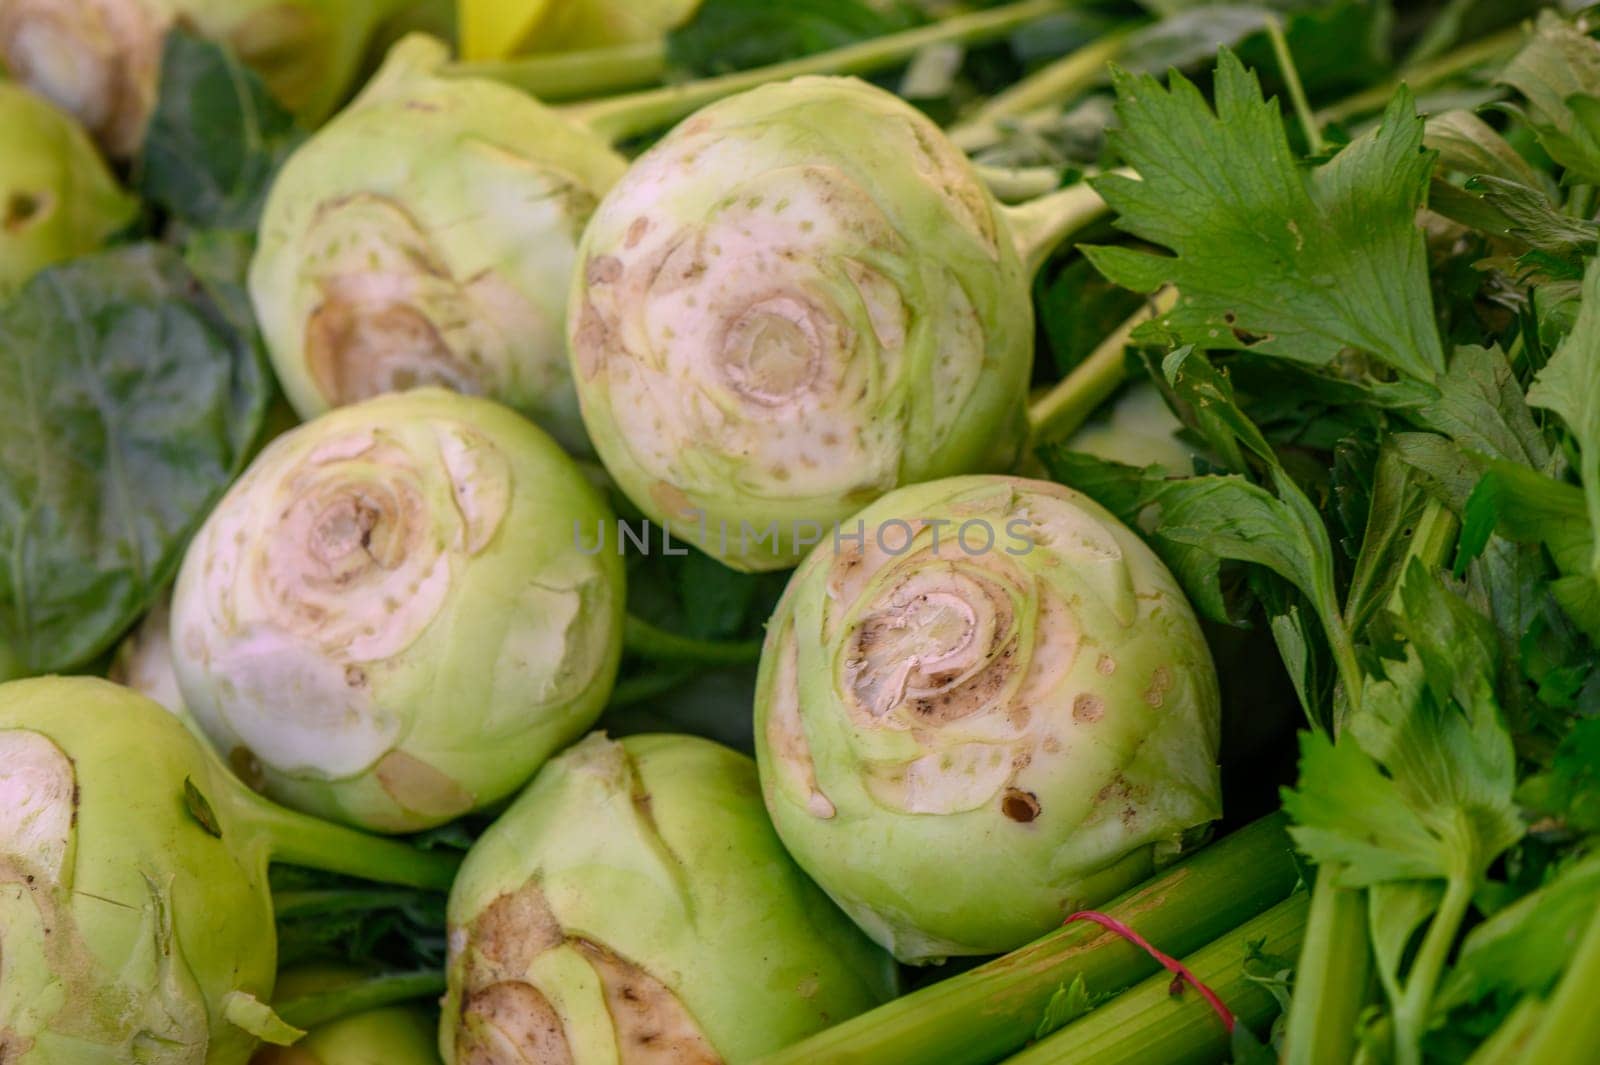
[
  {"x1": 0, "y1": 676, "x2": 459, "y2": 1065},
  {"x1": 0, "y1": 0, "x2": 409, "y2": 156},
  {"x1": 568, "y1": 75, "x2": 1107, "y2": 572},
  {"x1": 250, "y1": 968, "x2": 439, "y2": 1065},
  {"x1": 109, "y1": 591, "x2": 188, "y2": 715},
  {"x1": 442, "y1": 733, "x2": 897, "y2": 1064},
  {"x1": 0, "y1": 79, "x2": 133, "y2": 291},
  {"x1": 169, "y1": 388, "x2": 625, "y2": 833},
  {"x1": 754, "y1": 475, "x2": 1223, "y2": 964},
  {"x1": 250, "y1": 34, "x2": 628, "y2": 452}
]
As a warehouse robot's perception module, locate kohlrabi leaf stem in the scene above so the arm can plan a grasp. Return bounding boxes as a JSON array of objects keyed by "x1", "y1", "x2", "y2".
[
  {"x1": 948, "y1": 30, "x2": 1134, "y2": 153},
  {"x1": 750, "y1": 813, "x2": 1299, "y2": 1065},
  {"x1": 976, "y1": 163, "x2": 1071, "y2": 201},
  {"x1": 274, "y1": 970, "x2": 448, "y2": 1030},
  {"x1": 1315, "y1": 25, "x2": 1524, "y2": 127},
  {"x1": 623, "y1": 614, "x2": 763, "y2": 665},
  {"x1": 558, "y1": 0, "x2": 1069, "y2": 143},
  {"x1": 1264, "y1": 17, "x2": 1326, "y2": 155},
  {"x1": 232, "y1": 787, "x2": 461, "y2": 891},
  {"x1": 1027, "y1": 288, "x2": 1177, "y2": 446},
  {"x1": 444, "y1": 39, "x2": 669, "y2": 100},
  {"x1": 997, "y1": 893, "x2": 1311, "y2": 1065},
  {"x1": 1005, "y1": 174, "x2": 1122, "y2": 276}
]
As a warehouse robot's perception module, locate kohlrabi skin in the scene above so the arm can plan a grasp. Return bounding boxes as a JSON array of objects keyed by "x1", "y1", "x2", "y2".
[
  {"x1": 249, "y1": 34, "x2": 628, "y2": 453},
  {"x1": 0, "y1": 0, "x2": 408, "y2": 155},
  {"x1": 568, "y1": 76, "x2": 1033, "y2": 571},
  {"x1": 441, "y1": 732, "x2": 898, "y2": 1064},
  {"x1": 0, "y1": 80, "x2": 134, "y2": 291},
  {"x1": 753, "y1": 475, "x2": 1223, "y2": 963},
  {"x1": 169, "y1": 388, "x2": 626, "y2": 833},
  {"x1": 0, "y1": 676, "x2": 458, "y2": 1064},
  {"x1": 460, "y1": 0, "x2": 702, "y2": 61},
  {"x1": 109, "y1": 591, "x2": 188, "y2": 716}
]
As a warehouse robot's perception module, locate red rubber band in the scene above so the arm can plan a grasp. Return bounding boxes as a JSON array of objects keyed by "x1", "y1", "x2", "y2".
[{"x1": 1063, "y1": 910, "x2": 1237, "y2": 1032}]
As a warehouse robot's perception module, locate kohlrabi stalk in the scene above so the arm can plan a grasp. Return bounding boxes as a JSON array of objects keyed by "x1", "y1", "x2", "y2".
[
  {"x1": 441, "y1": 732, "x2": 897, "y2": 1064},
  {"x1": 947, "y1": 29, "x2": 1132, "y2": 153},
  {"x1": 252, "y1": 967, "x2": 442, "y2": 1065},
  {"x1": 457, "y1": 0, "x2": 701, "y2": 62},
  {"x1": 0, "y1": 676, "x2": 457, "y2": 1065},
  {"x1": 569, "y1": 77, "x2": 1113, "y2": 571},
  {"x1": 257, "y1": 3, "x2": 1079, "y2": 450},
  {"x1": 169, "y1": 388, "x2": 625, "y2": 833},
  {"x1": 753, "y1": 474, "x2": 1223, "y2": 962},
  {"x1": 0, "y1": 0, "x2": 410, "y2": 156},
  {"x1": 0, "y1": 79, "x2": 134, "y2": 291}
]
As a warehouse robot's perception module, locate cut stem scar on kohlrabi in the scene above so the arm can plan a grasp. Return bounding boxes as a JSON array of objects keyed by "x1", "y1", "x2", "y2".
[
  {"x1": 753, "y1": 475, "x2": 1222, "y2": 963},
  {"x1": 169, "y1": 388, "x2": 625, "y2": 833},
  {"x1": 568, "y1": 76, "x2": 1111, "y2": 571}
]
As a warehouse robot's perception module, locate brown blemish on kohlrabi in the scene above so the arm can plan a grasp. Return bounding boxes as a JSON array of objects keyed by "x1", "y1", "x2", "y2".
[
  {"x1": 375, "y1": 750, "x2": 474, "y2": 823},
  {"x1": 458, "y1": 981, "x2": 575, "y2": 1065},
  {"x1": 462, "y1": 882, "x2": 564, "y2": 989},
  {"x1": 305, "y1": 296, "x2": 483, "y2": 406},
  {"x1": 457, "y1": 882, "x2": 723, "y2": 1063},
  {"x1": 572, "y1": 938, "x2": 723, "y2": 1064},
  {"x1": 1001, "y1": 789, "x2": 1041, "y2": 823}
]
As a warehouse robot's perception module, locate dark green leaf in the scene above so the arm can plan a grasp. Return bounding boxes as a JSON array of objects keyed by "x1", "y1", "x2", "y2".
[
  {"x1": 1085, "y1": 52, "x2": 1444, "y2": 383},
  {"x1": 668, "y1": 0, "x2": 924, "y2": 76},
  {"x1": 0, "y1": 245, "x2": 268, "y2": 677},
  {"x1": 137, "y1": 30, "x2": 304, "y2": 232}
]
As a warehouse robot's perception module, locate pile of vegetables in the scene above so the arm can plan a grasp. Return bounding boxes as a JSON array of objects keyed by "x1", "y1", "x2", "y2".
[{"x1": 3, "y1": 1, "x2": 1600, "y2": 1063}]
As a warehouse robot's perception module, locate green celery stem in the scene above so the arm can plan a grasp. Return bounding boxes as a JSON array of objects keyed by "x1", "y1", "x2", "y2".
[
  {"x1": 560, "y1": 0, "x2": 1069, "y2": 143},
  {"x1": 275, "y1": 970, "x2": 447, "y2": 1030},
  {"x1": 1315, "y1": 25, "x2": 1524, "y2": 127},
  {"x1": 1000, "y1": 892, "x2": 1311, "y2": 1065},
  {"x1": 623, "y1": 614, "x2": 762, "y2": 665},
  {"x1": 948, "y1": 31, "x2": 1132, "y2": 153},
  {"x1": 1515, "y1": 898, "x2": 1600, "y2": 1064},
  {"x1": 1282, "y1": 875, "x2": 1372, "y2": 1065},
  {"x1": 752, "y1": 813, "x2": 1300, "y2": 1065}
]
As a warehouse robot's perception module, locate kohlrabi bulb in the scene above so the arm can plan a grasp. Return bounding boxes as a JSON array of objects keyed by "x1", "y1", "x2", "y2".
[
  {"x1": 442, "y1": 732, "x2": 898, "y2": 1064},
  {"x1": 0, "y1": 0, "x2": 409, "y2": 156},
  {"x1": 0, "y1": 676, "x2": 457, "y2": 1064},
  {"x1": 109, "y1": 592, "x2": 188, "y2": 715},
  {"x1": 170, "y1": 388, "x2": 625, "y2": 833},
  {"x1": 250, "y1": 34, "x2": 628, "y2": 452},
  {"x1": 754, "y1": 475, "x2": 1223, "y2": 963},
  {"x1": 568, "y1": 76, "x2": 1033, "y2": 571},
  {"x1": 460, "y1": 0, "x2": 703, "y2": 61},
  {"x1": 0, "y1": 79, "x2": 134, "y2": 290}
]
